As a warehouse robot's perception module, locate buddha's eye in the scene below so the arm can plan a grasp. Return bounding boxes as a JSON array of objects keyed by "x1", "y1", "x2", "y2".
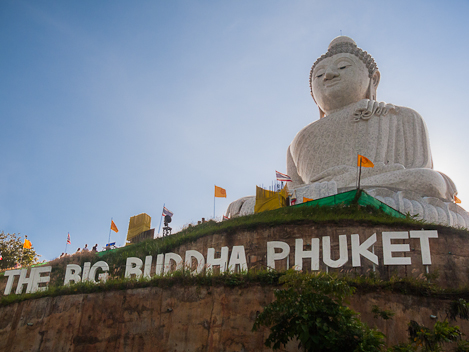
[
  {"x1": 337, "y1": 61, "x2": 351, "y2": 70},
  {"x1": 316, "y1": 73, "x2": 324, "y2": 78}
]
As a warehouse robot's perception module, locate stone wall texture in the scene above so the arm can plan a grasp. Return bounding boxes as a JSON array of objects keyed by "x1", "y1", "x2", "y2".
[
  {"x1": 1, "y1": 286, "x2": 469, "y2": 351},
  {"x1": 1, "y1": 222, "x2": 469, "y2": 351}
]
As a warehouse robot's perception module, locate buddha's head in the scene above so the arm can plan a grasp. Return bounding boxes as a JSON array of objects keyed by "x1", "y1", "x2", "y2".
[{"x1": 310, "y1": 36, "x2": 380, "y2": 118}]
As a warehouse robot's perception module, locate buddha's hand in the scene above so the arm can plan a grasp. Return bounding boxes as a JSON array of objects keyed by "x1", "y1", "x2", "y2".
[{"x1": 353, "y1": 99, "x2": 397, "y2": 121}]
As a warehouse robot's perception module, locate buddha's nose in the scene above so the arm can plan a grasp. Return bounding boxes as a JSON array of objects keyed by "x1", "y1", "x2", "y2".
[{"x1": 324, "y1": 66, "x2": 339, "y2": 80}]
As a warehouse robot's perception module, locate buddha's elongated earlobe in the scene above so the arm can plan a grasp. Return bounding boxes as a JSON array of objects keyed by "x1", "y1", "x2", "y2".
[{"x1": 367, "y1": 70, "x2": 380, "y2": 101}]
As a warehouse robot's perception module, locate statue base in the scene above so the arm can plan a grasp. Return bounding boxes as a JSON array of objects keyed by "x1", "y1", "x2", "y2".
[{"x1": 226, "y1": 182, "x2": 469, "y2": 229}]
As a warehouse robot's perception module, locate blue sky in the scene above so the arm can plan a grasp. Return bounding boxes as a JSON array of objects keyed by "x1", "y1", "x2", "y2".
[{"x1": 1, "y1": 0, "x2": 469, "y2": 261}]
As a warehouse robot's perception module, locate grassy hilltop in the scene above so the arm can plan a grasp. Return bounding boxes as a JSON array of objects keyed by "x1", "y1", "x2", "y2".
[{"x1": 1, "y1": 203, "x2": 469, "y2": 306}]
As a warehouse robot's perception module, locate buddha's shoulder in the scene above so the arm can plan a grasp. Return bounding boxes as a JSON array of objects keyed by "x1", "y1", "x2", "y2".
[
  {"x1": 393, "y1": 104, "x2": 422, "y2": 117},
  {"x1": 386, "y1": 105, "x2": 428, "y2": 126}
]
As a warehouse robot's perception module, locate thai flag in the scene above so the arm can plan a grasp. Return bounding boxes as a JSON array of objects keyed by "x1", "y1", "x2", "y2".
[
  {"x1": 67, "y1": 233, "x2": 71, "y2": 245},
  {"x1": 276, "y1": 170, "x2": 292, "y2": 182},
  {"x1": 162, "y1": 207, "x2": 174, "y2": 217}
]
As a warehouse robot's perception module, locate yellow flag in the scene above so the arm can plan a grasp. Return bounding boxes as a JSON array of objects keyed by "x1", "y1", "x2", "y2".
[
  {"x1": 254, "y1": 184, "x2": 288, "y2": 213},
  {"x1": 111, "y1": 220, "x2": 119, "y2": 233},
  {"x1": 214, "y1": 185, "x2": 227, "y2": 198},
  {"x1": 303, "y1": 197, "x2": 313, "y2": 203},
  {"x1": 454, "y1": 195, "x2": 462, "y2": 204},
  {"x1": 357, "y1": 154, "x2": 374, "y2": 168},
  {"x1": 23, "y1": 239, "x2": 32, "y2": 249}
]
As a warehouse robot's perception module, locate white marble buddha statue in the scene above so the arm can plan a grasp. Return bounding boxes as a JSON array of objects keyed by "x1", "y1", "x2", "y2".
[
  {"x1": 227, "y1": 36, "x2": 468, "y2": 228},
  {"x1": 288, "y1": 35, "x2": 456, "y2": 201}
]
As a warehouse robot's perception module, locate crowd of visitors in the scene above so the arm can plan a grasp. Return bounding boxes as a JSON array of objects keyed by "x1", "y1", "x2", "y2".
[{"x1": 59, "y1": 243, "x2": 100, "y2": 259}]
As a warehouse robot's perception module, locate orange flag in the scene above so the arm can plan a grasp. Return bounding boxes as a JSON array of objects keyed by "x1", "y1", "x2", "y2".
[
  {"x1": 23, "y1": 239, "x2": 32, "y2": 249},
  {"x1": 357, "y1": 154, "x2": 374, "y2": 168},
  {"x1": 214, "y1": 185, "x2": 227, "y2": 198},
  {"x1": 111, "y1": 220, "x2": 119, "y2": 233},
  {"x1": 454, "y1": 195, "x2": 462, "y2": 204},
  {"x1": 303, "y1": 197, "x2": 313, "y2": 203}
]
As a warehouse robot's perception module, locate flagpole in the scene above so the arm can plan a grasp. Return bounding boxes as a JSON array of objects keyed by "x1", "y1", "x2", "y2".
[
  {"x1": 214, "y1": 185, "x2": 216, "y2": 219},
  {"x1": 21, "y1": 235, "x2": 26, "y2": 267},
  {"x1": 157, "y1": 204, "x2": 165, "y2": 236},
  {"x1": 357, "y1": 157, "x2": 363, "y2": 191},
  {"x1": 108, "y1": 217, "x2": 113, "y2": 244},
  {"x1": 356, "y1": 153, "x2": 359, "y2": 189}
]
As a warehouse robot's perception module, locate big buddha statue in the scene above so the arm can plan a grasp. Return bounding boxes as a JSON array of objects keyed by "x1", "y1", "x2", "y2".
[{"x1": 227, "y1": 36, "x2": 469, "y2": 228}]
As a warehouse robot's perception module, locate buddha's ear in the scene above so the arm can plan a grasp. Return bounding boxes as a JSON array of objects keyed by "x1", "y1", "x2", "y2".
[
  {"x1": 372, "y1": 70, "x2": 380, "y2": 89},
  {"x1": 367, "y1": 70, "x2": 380, "y2": 100}
]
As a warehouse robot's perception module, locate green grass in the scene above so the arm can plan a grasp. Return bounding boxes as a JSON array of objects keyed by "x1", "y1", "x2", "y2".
[
  {"x1": 2, "y1": 269, "x2": 469, "y2": 307},
  {"x1": 0, "y1": 269, "x2": 283, "y2": 306},
  {"x1": 96, "y1": 203, "x2": 433, "y2": 265}
]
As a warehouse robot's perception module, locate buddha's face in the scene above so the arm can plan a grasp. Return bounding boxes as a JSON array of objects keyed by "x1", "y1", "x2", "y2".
[{"x1": 312, "y1": 53, "x2": 371, "y2": 115}]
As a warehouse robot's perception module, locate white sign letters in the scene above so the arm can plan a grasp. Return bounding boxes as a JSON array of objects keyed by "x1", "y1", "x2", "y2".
[{"x1": 2, "y1": 230, "x2": 438, "y2": 296}]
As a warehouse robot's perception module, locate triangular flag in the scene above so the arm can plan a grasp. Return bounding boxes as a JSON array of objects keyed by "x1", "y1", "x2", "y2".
[
  {"x1": 454, "y1": 195, "x2": 462, "y2": 204},
  {"x1": 67, "y1": 233, "x2": 71, "y2": 244},
  {"x1": 214, "y1": 185, "x2": 227, "y2": 198},
  {"x1": 303, "y1": 197, "x2": 314, "y2": 203},
  {"x1": 357, "y1": 154, "x2": 374, "y2": 168},
  {"x1": 23, "y1": 239, "x2": 32, "y2": 249},
  {"x1": 111, "y1": 220, "x2": 119, "y2": 233}
]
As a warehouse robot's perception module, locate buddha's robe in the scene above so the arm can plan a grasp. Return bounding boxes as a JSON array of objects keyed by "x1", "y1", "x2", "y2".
[{"x1": 287, "y1": 100, "x2": 456, "y2": 201}]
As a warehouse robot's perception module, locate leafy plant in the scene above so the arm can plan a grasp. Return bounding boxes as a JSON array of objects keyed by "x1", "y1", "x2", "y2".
[
  {"x1": 387, "y1": 343, "x2": 416, "y2": 352},
  {"x1": 252, "y1": 271, "x2": 385, "y2": 351},
  {"x1": 372, "y1": 305, "x2": 395, "y2": 320},
  {"x1": 454, "y1": 339, "x2": 469, "y2": 352},
  {"x1": 408, "y1": 320, "x2": 461, "y2": 351},
  {"x1": 0, "y1": 232, "x2": 40, "y2": 269},
  {"x1": 447, "y1": 298, "x2": 469, "y2": 322}
]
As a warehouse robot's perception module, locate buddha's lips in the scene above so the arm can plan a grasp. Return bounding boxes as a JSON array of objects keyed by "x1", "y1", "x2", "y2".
[{"x1": 323, "y1": 78, "x2": 341, "y2": 87}]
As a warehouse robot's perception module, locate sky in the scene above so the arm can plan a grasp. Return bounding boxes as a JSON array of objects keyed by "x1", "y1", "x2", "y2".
[{"x1": 1, "y1": 0, "x2": 469, "y2": 261}]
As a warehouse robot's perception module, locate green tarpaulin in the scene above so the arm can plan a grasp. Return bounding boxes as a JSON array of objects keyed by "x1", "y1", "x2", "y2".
[{"x1": 294, "y1": 189, "x2": 406, "y2": 219}]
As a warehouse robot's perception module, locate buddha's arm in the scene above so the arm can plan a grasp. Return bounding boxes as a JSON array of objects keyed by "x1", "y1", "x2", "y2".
[
  {"x1": 391, "y1": 106, "x2": 433, "y2": 169},
  {"x1": 286, "y1": 145, "x2": 304, "y2": 187}
]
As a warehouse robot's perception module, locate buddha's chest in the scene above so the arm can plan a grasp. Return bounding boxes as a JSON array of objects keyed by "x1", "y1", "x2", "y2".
[{"x1": 291, "y1": 109, "x2": 382, "y2": 176}]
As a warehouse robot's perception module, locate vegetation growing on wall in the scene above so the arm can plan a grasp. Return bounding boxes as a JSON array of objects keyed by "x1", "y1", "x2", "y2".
[
  {"x1": 253, "y1": 271, "x2": 469, "y2": 352},
  {"x1": 252, "y1": 271, "x2": 386, "y2": 351}
]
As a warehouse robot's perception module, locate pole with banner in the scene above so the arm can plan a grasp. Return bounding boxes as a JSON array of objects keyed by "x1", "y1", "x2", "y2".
[
  {"x1": 159, "y1": 206, "x2": 174, "y2": 236},
  {"x1": 157, "y1": 204, "x2": 165, "y2": 236},
  {"x1": 109, "y1": 219, "x2": 119, "y2": 246},
  {"x1": 356, "y1": 154, "x2": 374, "y2": 191},
  {"x1": 22, "y1": 235, "x2": 32, "y2": 267},
  {"x1": 214, "y1": 185, "x2": 227, "y2": 218},
  {"x1": 65, "y1": 232, "x2": 71, "y2": 254}
]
